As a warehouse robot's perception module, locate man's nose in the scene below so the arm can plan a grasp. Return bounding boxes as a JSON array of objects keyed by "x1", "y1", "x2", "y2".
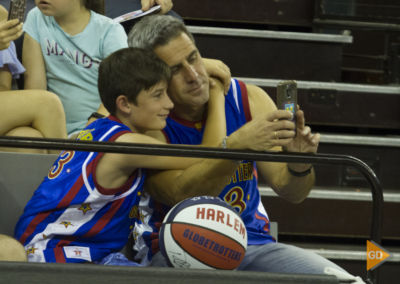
[{"x1": 183, "y1": 62, "x2": 199, "y2": 82}]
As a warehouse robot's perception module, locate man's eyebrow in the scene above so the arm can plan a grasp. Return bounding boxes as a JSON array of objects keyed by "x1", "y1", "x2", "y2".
[{"x1": 169, "y1": 50, "x2": 198, "y2": 70}]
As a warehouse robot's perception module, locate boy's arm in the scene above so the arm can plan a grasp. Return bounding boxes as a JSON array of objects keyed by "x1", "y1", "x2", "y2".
[
  {"x1": 201, "y1": 78, "x2": 227, "y2": 147},
  {"x1": 22, "y1": 33, "x2": 47, "y2": 89},
  {"x1": 95, "y1": 132, "x2": 203, "y2": 190}
]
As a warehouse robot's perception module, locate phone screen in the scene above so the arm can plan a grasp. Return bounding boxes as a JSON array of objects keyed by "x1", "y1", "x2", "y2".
[{"x1": 277, "y1": 80, "x2": 297, "y2": 128}]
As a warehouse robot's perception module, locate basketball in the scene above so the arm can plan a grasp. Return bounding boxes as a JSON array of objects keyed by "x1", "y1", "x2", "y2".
[{"x1": 159, "y1": 196, "x2": 247, "y2": 270}]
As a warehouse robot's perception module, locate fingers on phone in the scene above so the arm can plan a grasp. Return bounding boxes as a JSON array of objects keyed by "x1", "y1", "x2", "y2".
[{"x1": 269, "y1": 109, "x2": 293, "y2": 121}]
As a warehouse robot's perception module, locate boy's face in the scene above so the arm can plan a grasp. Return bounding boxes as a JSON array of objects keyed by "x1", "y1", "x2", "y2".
[
  {"x1": 154, "y1": 32, "x2": 209, "y2": 109},
  {"x1": 128, "y1": 80, "x2": 174, "y2": 133}
]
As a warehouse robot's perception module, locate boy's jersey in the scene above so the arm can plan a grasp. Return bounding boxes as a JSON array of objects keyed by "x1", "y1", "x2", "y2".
[
  {"x1": 133, "y1": 79, "x2": 275, "y2": 265},
  {"x1": 14, "y1": 116, "x2": 145, "y2": 263}
]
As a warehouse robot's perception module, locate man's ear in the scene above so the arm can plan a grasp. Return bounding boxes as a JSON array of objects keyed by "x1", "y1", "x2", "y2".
[{"x1": 115, "y1": 95, "x2": 131, "y2": 114}]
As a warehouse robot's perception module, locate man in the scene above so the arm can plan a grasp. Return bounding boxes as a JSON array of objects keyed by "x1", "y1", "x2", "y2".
[{"x1": 127, "y1": 15, "x2": 364, "y2": 283}]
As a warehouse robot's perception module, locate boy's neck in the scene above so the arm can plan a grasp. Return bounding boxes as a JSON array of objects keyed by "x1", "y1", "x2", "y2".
[
  {"x1": 55, "y1": 7, "x2": 91, "y2": 36},
  {"x1": 116, "y1": 114, "x2": 141, "y2": 134}
]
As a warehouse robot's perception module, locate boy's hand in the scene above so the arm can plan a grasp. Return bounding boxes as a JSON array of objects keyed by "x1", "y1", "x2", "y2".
[{"x1": 203, "y1": 58, "x2": 231, "y2": 94}]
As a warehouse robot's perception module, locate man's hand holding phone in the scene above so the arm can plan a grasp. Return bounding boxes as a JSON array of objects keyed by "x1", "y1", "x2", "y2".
[{"x1": 276, "y1": 81, "x2": 320, "y2": 154}]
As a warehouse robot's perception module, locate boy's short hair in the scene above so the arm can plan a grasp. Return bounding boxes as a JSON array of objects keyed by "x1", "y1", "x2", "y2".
[{"x1": 98, "y1": 47, "x2": 171, "y2": 115}]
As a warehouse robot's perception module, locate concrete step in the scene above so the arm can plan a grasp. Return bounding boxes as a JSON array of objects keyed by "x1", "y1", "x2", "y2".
[
  {"x1": 259, "y1": 186, "x2": 400, "y2": 203},
  {"x1": 239, "y1": 77, "x2": 400, "y2": 130},
  {"x1": 187, "y1": 26, "x2": 351, "y2": 82},
  {"x1": 320, "y1": 133, "x2": 400, "y2": 148},
  {"x1": 291, "y1": 242, "x2": 400, "y2": 262}
]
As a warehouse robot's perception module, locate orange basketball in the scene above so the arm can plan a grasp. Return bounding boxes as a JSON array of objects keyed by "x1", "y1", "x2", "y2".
[{"x1": 159, "y1": 196, "x2": 247, "y2": 270}]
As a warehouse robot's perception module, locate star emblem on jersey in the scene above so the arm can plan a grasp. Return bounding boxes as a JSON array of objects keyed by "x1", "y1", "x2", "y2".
[
  {"x1": 139, "y1": 211, "x2": 148, "y2": 223},
  {"x1": 194, "y1": 122, "x2": 203, "y2": 131},
  {"x1": 60, "y1": 221, "x2": 73, "y2": 228},
  {"x1": 78, "y1": 203, "x2": 92, "y2": 214},
  {"x1": 26, "y1": 247, "x2": 37, "y2": 255},
  {"x1": 77, "y1": 129, "x2": 94, "y2": 141},
  {"x1": 132, "y1": 231, "x2": 139, "y2": 242},
  {"x1": 129, "y1": 206, "x2": 139, "y2": 219}
]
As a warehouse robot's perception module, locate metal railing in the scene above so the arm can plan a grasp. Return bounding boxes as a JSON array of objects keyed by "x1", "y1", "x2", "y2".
[{"x1": 0, "y1": 136, "x2": 383, "y2": 283}]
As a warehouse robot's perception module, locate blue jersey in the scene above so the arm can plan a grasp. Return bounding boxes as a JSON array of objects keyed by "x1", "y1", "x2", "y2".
[
  {"x1": 14, "y1": 116, "x2": 145, "y2": 263},
  {"x1": 133, "y1": 79, "x2": 274, "y2": 265}
]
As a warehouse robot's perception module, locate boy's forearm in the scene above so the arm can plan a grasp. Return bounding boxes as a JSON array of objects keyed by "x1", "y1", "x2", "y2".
[{"x1": 146, "y1": 158, "x2": 239, "y2": 206}]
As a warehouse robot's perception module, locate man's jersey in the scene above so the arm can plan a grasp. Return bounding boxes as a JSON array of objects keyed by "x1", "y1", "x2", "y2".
[
  {"x1": 133, "y1": 79, "x2": 275, "y2": 265},
  {"x1": 14, "y1": 116, "x2": 145, "y2": 263}
]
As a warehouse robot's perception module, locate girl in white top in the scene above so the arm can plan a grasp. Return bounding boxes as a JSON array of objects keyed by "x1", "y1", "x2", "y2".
[{"x1": 23, "y1": 0, "x2": 128, "y2": 135}]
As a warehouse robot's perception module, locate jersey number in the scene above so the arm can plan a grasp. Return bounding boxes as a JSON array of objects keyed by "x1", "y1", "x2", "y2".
[
  {"x1": 48, "y1": 150, "x2": 74, "y2": 179},
  {"x1": 224, "y1": 186, "x2": 246, "y2": 214}
]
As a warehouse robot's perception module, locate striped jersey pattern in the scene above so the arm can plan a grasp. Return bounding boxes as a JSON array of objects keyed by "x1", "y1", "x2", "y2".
[{"x1": 14, "y1": 117, "x2": 146, "y2": 263}]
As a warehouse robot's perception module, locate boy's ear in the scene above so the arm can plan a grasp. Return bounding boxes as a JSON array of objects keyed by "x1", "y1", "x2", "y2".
[{"x1": 115, "y1": 95, "x2": 131, "y2": 114}]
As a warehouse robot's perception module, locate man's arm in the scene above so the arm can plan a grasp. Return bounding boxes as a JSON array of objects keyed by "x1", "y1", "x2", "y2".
[
  {"x1": 247, "y1": 84, "x2": 320, "y2": 203},
  {"x1": 144, "y1": 81, "x2": 299, "y2": 206},
  {"x1": 22, "y1": 33, "x2": 47, "y2": 89}
]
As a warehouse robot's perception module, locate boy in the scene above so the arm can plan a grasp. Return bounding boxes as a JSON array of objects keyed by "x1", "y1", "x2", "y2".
[{"x1": 13, "y1": 47, "x2": 228, "y2": 263}]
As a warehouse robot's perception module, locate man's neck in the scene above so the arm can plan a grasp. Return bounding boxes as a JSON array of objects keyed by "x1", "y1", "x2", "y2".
[{"x1": 172, "y1": 103, "x2": 206, "y2": 122}]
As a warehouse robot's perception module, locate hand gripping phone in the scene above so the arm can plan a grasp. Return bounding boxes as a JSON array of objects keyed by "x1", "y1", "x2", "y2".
[
  {"x1": 8, "y1": 0, "x2": 27, "y2": 22},
  {"x1": 277, "y1": 80, "x2": 297, "y2": 129}
]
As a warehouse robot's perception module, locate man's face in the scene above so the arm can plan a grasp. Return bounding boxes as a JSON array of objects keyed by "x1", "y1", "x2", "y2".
[
  {"x1": 154, "y1": 32, "x2": 209, "y2": 110},
  {"x1": 129, "y1": 80, "x2": 174, "y2": 133}
]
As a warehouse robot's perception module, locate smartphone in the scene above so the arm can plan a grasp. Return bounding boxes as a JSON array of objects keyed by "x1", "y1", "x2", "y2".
[
  {"x1": 277, "y1": 80, "x2": 297, "y2": 128},
  {"x1": 8, "y1": 0, "x2": 27, "y2": 22}
]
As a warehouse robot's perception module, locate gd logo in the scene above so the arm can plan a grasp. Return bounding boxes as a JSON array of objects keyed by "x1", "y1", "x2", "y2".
[{"x1": 366, "y1": 240, "x2": 391, "y2": 271}]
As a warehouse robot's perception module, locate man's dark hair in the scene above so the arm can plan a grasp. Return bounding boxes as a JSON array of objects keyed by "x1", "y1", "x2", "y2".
[{"x1": 98, "y1": 47, "x2": 171, "y2": 115}]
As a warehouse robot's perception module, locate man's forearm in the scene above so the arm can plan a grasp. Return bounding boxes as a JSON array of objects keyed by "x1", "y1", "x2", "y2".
[{"x1": 259, "y1": 161, "x2": 314, "y2": 204}]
